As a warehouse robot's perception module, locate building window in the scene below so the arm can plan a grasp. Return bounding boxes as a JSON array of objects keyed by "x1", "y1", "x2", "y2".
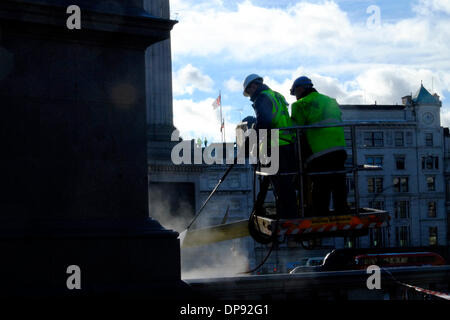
[
  {"x1": 394, "y1": 201, "x2": 409, "y2": 219},
  {"x1": 428, "y1": 201, "x2": 437, "y2": 218},
  {"x1": 369, "y1": 201, "x2": 385, "y2": 210},
  {"x1": 344, "y1": 236, "x2": 358, "y2": 249},
  {"x1": 346, "y1": 177, "x2": 355, "y2": 194},
  {"x1": 364, "y1": 132, "x2": 384, "y2": 147},
  {"x1": 366, "y1": 156, "x2": 383, "y2": 166},
  {"x1": 396, "y1": 226, "x2": 410, "y2": 247},
  {"x1": 369, "y1": 228, "x2": 383, "y2": 248},
  {"x1": 422, "y1": 156, "x2": 439, "y2": 170},
  {"x1": 345, "y1": 156, "x2": 354, "y2": 168},
  {"x1": 344, "y1": 130, "x2": 352, "y2": 147},
  {"x1": 425, "y1": 133, "x2": 433, "y2": 146},
  {"x1": 227, "y1": 175, "x2": 240, "y2": 188},
  {"x1": 429, "y1": 227, "x2": 438, "y2": 246},
  {"x1": 406, "y1": 132, "x2": 413, "y2": 145},
  {"x1": 427, "y1": 176, "x2": 436, "y2": 191},
  {"x1": 395, "y1": 132, "x2": 404, "y2": 146},
  {"x1": 393, "y1": 177, "x2": 409, "y2": 192},
  {"x1": 368, "y1": 177, "x2": 383, "y2": 193},
  {"x1": 395, "y1": 156, "x2": 405, "y2": 170}
]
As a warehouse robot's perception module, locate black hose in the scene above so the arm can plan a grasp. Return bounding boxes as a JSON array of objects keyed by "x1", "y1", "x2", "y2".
[
  {"x1": 239, "y1": 241, "x2": 275, "y2": 275},
  {"x1": 240, "y1": 210, "x2": 280, "y2": 274},
  {"x1": 184, "y1": 156, "x2": 237, "y2": 231}
]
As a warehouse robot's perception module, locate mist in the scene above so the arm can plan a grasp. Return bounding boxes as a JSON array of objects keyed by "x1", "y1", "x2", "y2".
[{"x1": 148, "y1": 186, "x2": 252, "y2": 279}]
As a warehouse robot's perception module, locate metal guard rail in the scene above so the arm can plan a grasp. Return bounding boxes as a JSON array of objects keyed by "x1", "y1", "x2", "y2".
[{"x1": 270, "y1": 120, "x2": 412, "y2": 217}]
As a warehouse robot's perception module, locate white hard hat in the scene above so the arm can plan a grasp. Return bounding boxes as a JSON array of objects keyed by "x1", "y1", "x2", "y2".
[{"x1": 243, "y1": 74, "x2": 263, "y2": 97}]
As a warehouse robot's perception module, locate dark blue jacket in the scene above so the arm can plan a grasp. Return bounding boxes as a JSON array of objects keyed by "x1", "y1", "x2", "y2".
[{"x1": 250, "y1": 84, "x2": 280, "y2": 130}]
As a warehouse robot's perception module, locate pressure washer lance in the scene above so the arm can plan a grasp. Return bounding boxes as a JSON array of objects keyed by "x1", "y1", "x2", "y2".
[{"x1": 179, "y1": 156, "x2": 238, "y2": 246}]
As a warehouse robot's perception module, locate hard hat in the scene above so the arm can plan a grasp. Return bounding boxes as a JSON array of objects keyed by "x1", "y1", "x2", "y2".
[
  {"x1": 241, "y1": 116, "x2": 256, "y2": 129},
  {"x1": 290, "y1": 76, "x2": 313, "y2": 95},
  {"x1": 243, "y1": 74, "x2": 263, "y2": 97}
]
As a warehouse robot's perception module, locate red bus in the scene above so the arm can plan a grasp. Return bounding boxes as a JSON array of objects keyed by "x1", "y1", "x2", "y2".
[{"x1": 353, "y1": 252, "x2": 446, "y2": 269}]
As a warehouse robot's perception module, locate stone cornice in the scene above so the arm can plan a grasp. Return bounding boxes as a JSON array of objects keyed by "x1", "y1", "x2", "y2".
[{"x1": 0, "y1": 0, "x2": 177, "y2": 48}]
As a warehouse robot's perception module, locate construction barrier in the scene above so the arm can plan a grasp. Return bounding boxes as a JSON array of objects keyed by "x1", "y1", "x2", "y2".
[{"x1": 382, "y1": 268, "x2": 450, "y2": 300}]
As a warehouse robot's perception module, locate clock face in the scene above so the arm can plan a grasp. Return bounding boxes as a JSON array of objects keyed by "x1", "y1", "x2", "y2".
[{"x1": 422, "y1": 112, "x2": 434, "y2": 125}]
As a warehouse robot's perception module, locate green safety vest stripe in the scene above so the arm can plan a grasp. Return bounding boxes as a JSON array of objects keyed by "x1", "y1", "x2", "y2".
[
  {"x1": 291, "y1": 92, "x2": 346, "y2": 154},
  {"x1": 261, "y1": 89, "x2": 295, "y2": 146}
]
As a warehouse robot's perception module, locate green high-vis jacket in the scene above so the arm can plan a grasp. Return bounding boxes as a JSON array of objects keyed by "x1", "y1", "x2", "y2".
[
  {"x1": 261, "y1": 88, "x2": 296, "y2": 147},
  {"x1": 291, "y1": 91, "x2": 346, "y2": 162}
]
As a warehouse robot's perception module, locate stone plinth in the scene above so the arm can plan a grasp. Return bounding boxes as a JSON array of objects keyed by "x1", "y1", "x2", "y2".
[{"x1": 0, "y1": 0, "x2": 189, "y2": 298}]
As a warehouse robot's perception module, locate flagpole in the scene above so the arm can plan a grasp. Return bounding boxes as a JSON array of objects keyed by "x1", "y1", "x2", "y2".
[
  {"x1": 219, "y1": 90, "x2": 224, "y2": 143},
  {"x1": 222, "y1": 90, "x2": 225, "y2": 143}
]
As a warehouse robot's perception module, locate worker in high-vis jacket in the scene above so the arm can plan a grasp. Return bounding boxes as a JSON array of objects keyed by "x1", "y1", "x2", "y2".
[
  {"x1": 290, "y1": 76, "x2": 349, "y2": 217},
  {"x1": 243, "y1": 74, "x2": 299, "y2": 219}
]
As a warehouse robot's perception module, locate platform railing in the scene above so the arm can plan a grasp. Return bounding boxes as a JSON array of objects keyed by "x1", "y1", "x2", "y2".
[{"x1": 264, "y1": 120, "x2": 413, "y2": 217}]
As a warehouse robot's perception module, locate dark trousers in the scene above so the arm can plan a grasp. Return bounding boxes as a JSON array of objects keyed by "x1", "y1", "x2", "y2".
[
  {"x1": 307, "y1": 150, "x2": 348, "y2": 216},
  {"x1": 267, "y1": 144, "x2": 299, "y2": 219}
]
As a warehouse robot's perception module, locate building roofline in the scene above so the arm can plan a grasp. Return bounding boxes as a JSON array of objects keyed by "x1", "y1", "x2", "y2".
[{"x1": 340, "y1": 105, "x2": 406, "y2": 110}]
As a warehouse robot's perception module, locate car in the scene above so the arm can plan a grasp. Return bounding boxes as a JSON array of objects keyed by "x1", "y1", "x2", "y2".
[
  {"x1": 305, "y1": 257, "x2": 324, "y2": 266},
  {"x1": 289, "y1": 257, "x2": 324, "y2": 273}
]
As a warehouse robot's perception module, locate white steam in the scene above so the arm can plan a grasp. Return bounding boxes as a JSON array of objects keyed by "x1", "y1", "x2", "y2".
[{"x1": 148, "y1": 185, "x2": 252, "y2": 279}]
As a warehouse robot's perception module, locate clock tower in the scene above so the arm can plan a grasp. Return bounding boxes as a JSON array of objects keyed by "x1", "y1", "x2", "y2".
[{"x1": 413, "y1": 84, "x2": 442, "y2": 128}]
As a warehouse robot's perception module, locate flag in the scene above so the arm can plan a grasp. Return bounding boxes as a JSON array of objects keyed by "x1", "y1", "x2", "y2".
[
  {"x1": 212, "y1": 94, "x2": 221, "y2": 109},
  {"x1": 220, "y1": 118, "x2": 224, "y2": 132}
]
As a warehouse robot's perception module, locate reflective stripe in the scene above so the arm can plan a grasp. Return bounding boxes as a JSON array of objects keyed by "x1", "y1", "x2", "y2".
[
  {"x1": 260, "y1": 89, "x2": 295, "y2": 146},
  {"x1": 291, "y1": 92, "x2": 346, "y2": 155}
]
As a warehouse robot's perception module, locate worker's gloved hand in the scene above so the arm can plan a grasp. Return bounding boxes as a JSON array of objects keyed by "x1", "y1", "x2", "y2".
[{"x1": 241, "y1": 116, "x2": 256, "y2": 130}]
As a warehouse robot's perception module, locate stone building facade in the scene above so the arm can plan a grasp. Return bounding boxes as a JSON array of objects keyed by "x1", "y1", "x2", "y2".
[{"x1": 340, "y1": 84, "x2": 447, "y2": 249}]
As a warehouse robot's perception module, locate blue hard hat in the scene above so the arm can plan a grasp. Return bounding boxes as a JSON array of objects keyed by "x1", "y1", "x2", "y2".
[
  {"x1": 290, "y1": 76, "x2": 313, "y2": 95},
  {"x1": 241, "y1": 116, "x2": 256, "y2": 128}
]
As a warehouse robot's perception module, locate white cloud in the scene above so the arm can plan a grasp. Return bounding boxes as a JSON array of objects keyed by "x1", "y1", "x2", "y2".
[
  {"x1": 171, "y1": 1, "x2": 353, "y2": 62},
  {"x1": 173, "y1": 98, "x2": 238, "y2": 143},
  {"x1": 413, "y1": 0, "x2": 450, "y2": 15},
  {"x1": 170, "y1": 0, "x2": 450, "y2": 135},
  {"x1": 170, "y1": 0, "x2": 450, "y2": 73},
  {"x1": 173, "y1": 64, "x2": 214, "y2": 96},
  {"x1": 262, "y1": 71, "x2": 362, "y2": 107},
  {"x1": 172, "y1": 0, "x2": 450, "y2": 67},
  {"x1": 441, "y1": 108, "x2": 450, "y2": 128},
  {"x1": 253, "y1": 65, "x2": 447, "y2": 108},
  {"x1": 224, "y1": 77, "x2": 242, "y2": 93}
]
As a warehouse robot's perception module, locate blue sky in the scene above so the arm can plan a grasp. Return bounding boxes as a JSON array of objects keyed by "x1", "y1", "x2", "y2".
[{"x1": 169, "y1": 0, "x2": 450, "y2": 143}]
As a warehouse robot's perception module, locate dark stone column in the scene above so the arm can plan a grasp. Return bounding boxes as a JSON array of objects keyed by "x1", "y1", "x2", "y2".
[
  {"x1": 0, "y1": 0, "x2": 189, "y2": 298},
  {"x1": 144, "y1": 0, "x2": 179, "y2": 162}
]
